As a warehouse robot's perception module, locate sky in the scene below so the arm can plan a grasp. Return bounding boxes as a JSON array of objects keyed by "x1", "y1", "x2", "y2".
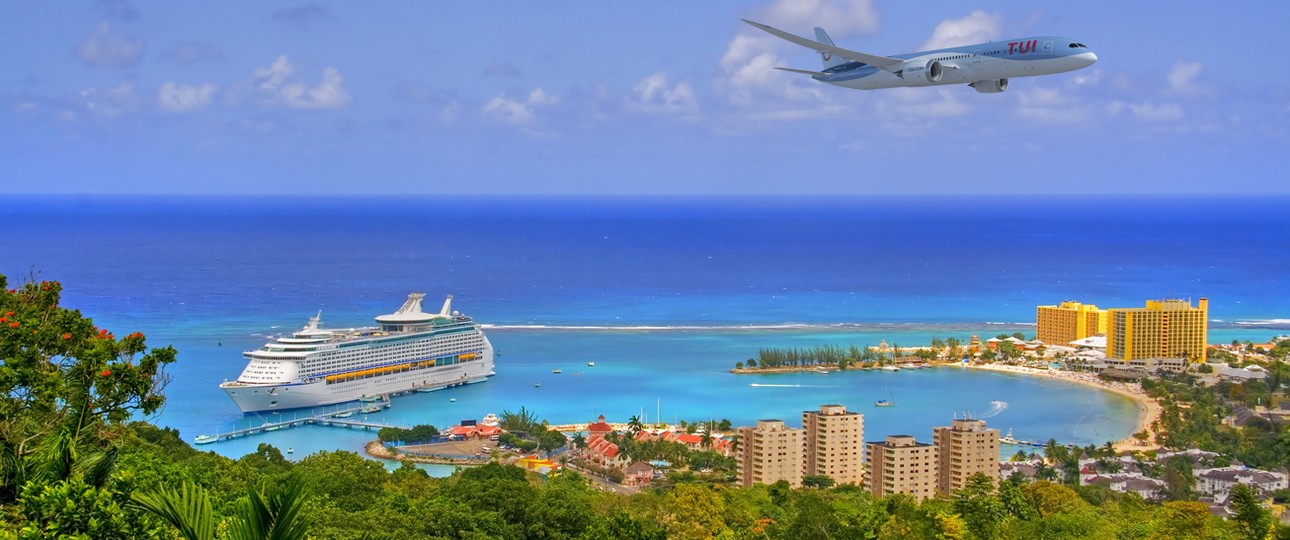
[{"x1": 3, "y1": 1, "x2": 1289, "y2": 196}]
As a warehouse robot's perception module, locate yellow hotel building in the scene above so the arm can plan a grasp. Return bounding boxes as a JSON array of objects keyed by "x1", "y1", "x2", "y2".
[
  {"x1": 1036, "y1": 301, "x2": 1106, "y2": 345},
  {"x1": 1106, "y1": 298, "x2": 1208, "y2": 363}
]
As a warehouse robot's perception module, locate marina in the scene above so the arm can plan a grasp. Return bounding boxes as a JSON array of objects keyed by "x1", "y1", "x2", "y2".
[{"x1": 193, "y1": 396, "x2": 398, "y2": 445}]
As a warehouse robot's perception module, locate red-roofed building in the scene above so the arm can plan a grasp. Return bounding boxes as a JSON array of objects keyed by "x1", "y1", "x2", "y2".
[
  {"x1": 583, "y1": 434, "x2": 629, "y2": 469},
  {"x1": 625, "y1": 462, "x2": 655, "y2": 486},
  {"x1": 445, "y1": 423, "x2": 503, "y2": 440},
  {"x1": 587, "y1": 415, "x2": 614, "y2": 438}
]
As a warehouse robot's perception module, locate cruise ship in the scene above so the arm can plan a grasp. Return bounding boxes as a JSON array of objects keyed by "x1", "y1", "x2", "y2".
[{"x1": 219, "y1": 293, "x2": 495, "y2": 413}]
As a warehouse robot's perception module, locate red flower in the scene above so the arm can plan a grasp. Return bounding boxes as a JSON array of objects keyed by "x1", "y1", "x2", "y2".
[
  {"x1": 0, "y1": 317, "x2": 7, "y2": 323},
  {"x1": 102, "y1": 370, "x2": 111, "y2": 377},
  {"x1": 62, "y1": 333, "x2": 72, "y2": 340},
  {"x1": 8, "y1": 322, "x2": 18, "y2": 329},
  {"x1": 4, "y1": 311, "x2": 12, "y2": 317}
]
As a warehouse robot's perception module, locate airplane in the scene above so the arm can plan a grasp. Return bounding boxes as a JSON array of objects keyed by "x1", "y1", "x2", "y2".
[{"x1": 742, "y1": 19, "x2": 1097, "y2": 93}]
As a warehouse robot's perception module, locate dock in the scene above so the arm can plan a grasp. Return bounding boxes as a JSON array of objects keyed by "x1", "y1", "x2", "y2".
[{"x1": 196, "y1": 395, "x2": 406, "y2": 445}]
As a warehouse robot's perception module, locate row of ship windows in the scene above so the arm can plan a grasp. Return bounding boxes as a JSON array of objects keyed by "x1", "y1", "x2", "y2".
[{"x1": 299, "y1": 337, "x2": 482, "y2": 373}]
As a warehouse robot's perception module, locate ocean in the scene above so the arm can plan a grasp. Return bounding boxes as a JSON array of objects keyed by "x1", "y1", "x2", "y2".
[{"x1": 3, "y1": 195, "x2": 1288, "y2": 470}]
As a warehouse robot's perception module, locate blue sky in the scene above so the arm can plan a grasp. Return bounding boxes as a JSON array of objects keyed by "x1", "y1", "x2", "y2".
[{"x1": 3, "y1": 1, "x2": 1288, "y2": 195}]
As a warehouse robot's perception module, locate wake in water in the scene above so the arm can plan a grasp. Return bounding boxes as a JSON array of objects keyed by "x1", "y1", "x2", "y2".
[
  {"x1": 980, "y1": 400, "x2": 1008, "y2": 418},
  {"x1": 483, "y1": 322, "x2": 1035, "y2": 332},
  {"x1": 749, "y1": 383, "x2": 838, "y2": 388}
]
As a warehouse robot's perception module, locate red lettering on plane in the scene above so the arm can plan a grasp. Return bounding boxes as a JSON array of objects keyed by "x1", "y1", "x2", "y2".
[{"x1": 1008, "y1": 40, "x2": 1039, "y2": 55}]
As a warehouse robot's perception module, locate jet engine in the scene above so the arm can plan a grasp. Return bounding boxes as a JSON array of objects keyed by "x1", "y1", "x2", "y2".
[
  {"x1": 901, "y1": 60, "x2": 943, "y2": 83},
  {"x1": 969, "y1": 79, "x2": 1009, "y2": 93}
]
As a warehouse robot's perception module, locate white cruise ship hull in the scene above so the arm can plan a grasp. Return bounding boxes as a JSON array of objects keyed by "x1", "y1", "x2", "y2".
[{"x1": 221, "y1": 357, "x2": 494, "y2": 413}]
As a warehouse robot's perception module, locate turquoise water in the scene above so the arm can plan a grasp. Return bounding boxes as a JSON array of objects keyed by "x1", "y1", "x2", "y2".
[
  {"x1": 170, "y1": 326, "x2": 1140, "y2": 464},
  {"x1": 5, "y1": 195, "x2": 1288, "y2": 471}
]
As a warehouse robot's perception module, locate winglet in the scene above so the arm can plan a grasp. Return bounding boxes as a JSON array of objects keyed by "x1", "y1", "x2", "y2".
[{"x1": 741, "y1": 19, "x2": 903, "y2": 71}]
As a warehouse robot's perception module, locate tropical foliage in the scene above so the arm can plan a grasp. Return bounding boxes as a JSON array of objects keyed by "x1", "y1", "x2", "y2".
[{"x1": 5, "y1": 274, "x2": 1290, "y2": 539}]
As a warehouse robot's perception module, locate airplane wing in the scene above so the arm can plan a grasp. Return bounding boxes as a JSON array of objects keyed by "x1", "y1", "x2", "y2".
[
  {"x1": 774, "y1": 67, "x2": 828, "y2": 77},
  {"x1": 742, "y1": 19, "x2": 903, "y2": 71}
]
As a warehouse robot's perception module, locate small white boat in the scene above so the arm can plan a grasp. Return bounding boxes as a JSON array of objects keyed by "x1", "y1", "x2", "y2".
[
  {"x1": 552, "y1": 369, "x2": 562, "y2": 374},
  {"x1": 358, "y1": 394, "x2": 380, "y2": 403},
  {"x1": 588, "y1": 361, "x2": 595, "y2": 367},
  {"x1": 194, "y1": 434, "x2": 218, "y2": 445},
  {"x1": 360, "y1": 404, "x2": 382, "y2": 414},
  {"x1": 449, "y1": 398, "x2": 456, "y2": 402},
  {"x1": 334, "y1": 411, "x2": 354, "y2": 418},
  {"x1": 263, "y1": 423, "x2": 282, "y2": 432},
  {"x1": 874, "y1": 400, "x2": 895, "y2": 407},
  {"x1": 881, "y1": 366, "x2": 901, "y2": 372},
  {"x1": 534, "y1": 383, "x2": 541, "y2": 388},
  {"x1": 416, "y1": 386, "x2": 441, "y2": 393}
]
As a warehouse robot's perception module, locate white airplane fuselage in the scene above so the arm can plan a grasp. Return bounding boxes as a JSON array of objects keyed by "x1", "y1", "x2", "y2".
[
  {"x1": 742, "y1": 20, "x2": 1097, "y2": 93},
  {"x1": 820, "y1": 38, "x2": 1097, "y2": 91}
]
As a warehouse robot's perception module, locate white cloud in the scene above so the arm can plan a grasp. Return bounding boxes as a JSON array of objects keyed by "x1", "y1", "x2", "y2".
[
  {"x1": 247, "y1": 55, "x2": 352, "y2": 109},
  {"x1": 158, "y1": 82, "x2": 218, "y2": 113},
  {"x1": 717, "y1": 0, "x2": 880, "y2": 122},
  {"x1": 1013, "y1": 86, "x2": 1092, "y2": 125},
  {"x1": 921, "y1": 11, "x2": 1004, "y2": 50},
  {"x1": 758, "y1": 0, "x2": 880, "y2": 35},
  {"x1": 629, "y1": 73, "x2": 698, "y2": 116},
  {"x1": 1167, "y1": 61, "x2": 1210, "y2": 97},
  {"x1": 70, "y1": 81, "x2": 145, "y2": 118},
  {"x1": 482, "y1": 88, "x2": 559, "y2": 125},
  {"x1": 76, "y1": 21, "x2": 144, "y2": 68},
  {"x1": 1106, "y1": 100, "x2": 1184, "y2": 123}
]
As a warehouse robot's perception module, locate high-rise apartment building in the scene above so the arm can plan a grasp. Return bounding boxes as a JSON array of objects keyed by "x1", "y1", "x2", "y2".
[
  {"x1": 1106, "y1": 298, "x2": 1208, "y2": 363},
  {"x1": 802, "y1": 404, "x2": 864, "y2": 485},
  {"x1": 1036, "y1": 301, "x2": 1107, "y2": 345},
  {"x1": 736, "y1": 419, "x2": 804, "y2": 488},
  {"x1": 865, "y1": 435, "x2": 938, "y2": 500},
  {"x1": 932, "y1": 418, "x2": 1000, "y2": 495}
]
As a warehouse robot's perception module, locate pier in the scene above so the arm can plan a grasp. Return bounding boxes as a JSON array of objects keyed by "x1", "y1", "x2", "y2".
[{"x1": 196, "y1": 395, "x2": 405, "y2": 445}]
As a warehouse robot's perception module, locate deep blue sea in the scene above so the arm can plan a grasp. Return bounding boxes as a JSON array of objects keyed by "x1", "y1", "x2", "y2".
[{"x1": 3, "y1": 195, "x2": 1288, "y2": 471}]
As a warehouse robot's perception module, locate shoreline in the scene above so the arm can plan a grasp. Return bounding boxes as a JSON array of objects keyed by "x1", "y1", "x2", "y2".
[{"x1": 963, "y1": 363, "x2": 1159, "y2": 452}]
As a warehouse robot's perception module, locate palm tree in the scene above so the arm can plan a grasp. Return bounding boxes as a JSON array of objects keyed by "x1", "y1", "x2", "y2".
[
  {"x1": 700, "y1": 431, "x2": 713, "y2": 449},
  {"x1": 627, "y1": 415, "x2": 644, "y2": 436},
  {"x1": 727, "y1": 434, "x2": 740, "y2": 454},
  {"x1": 571, "y1": 433, "x2": 587, "y2": 451},
  {"x1": 946, "y1": 337, "x2": 962, "y2": 360},
  {"x1": 132, "y1": 477, "x2": 312, "y2": 540}
]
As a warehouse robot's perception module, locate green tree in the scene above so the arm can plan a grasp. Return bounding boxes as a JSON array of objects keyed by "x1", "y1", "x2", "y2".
[
  {"x1": 1230, "y1": 483, "x2": 1272, "y2": 540},
  {"x1": 16, "y1": 474, "x2": 169, "y2": 539},
  {"x1": 1152, "y1": 500, "x2": 1221, "y2": 540},
  {"x1": 953, "y1": 473, "x2": 1004, "y2": 540},
  {"x1": 538, "y1": 429, "x2": 568, "y2": 451},
  {"x1": 1, "y1": 277, "x2": 177, "y2": 503},
  {"x1": 801, "y1": 474, "x2": 835, "y2": 489},
  {"x1": 1162, "y1": 455, "x2": 1196, "y2": 501},
  {"x1": 499, "y1": 405, "x2": 539, "y2": 434},
  {"x1": 131, "y1": 477, "x2": 312, "y2": 540},
  {"x1": 666, "y1": 483, "x2": 728, "y2": 540}
]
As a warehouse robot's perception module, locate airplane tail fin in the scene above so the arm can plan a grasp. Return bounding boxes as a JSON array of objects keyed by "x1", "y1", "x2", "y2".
[{"x1": 814, "y1": 28, "x2": 846, "y2": 70}]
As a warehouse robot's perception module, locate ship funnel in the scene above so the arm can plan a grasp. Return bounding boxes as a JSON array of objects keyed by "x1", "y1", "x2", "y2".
[{"x1": 439, "y1": 294, "x2": 454, "y2": 317}]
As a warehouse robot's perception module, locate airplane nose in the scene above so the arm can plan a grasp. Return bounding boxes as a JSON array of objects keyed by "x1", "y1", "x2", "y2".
[{"x1": 1082, "y1": 51, "x2": 1098, "y2": 66}]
